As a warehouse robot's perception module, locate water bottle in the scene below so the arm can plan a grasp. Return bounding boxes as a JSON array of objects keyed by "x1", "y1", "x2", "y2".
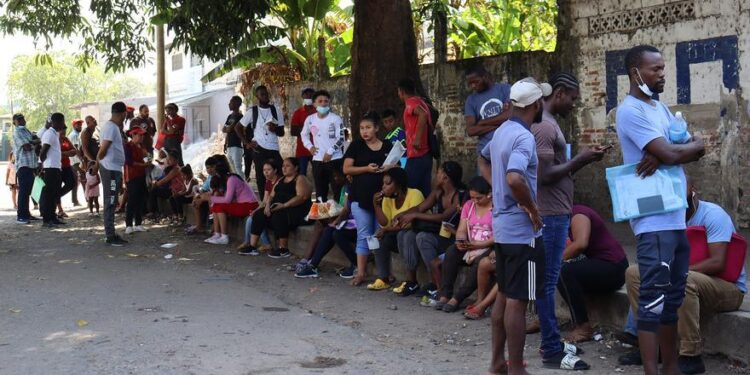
[{"x1": 669, "y1": 112, "x2": 690, "y2": 144}]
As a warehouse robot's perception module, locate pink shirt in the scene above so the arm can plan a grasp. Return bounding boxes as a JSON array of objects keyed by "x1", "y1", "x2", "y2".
[
  {"x1": 211, "y1": 175, "x2": 259, "y2": 205},
  {"x1": 461, "y1": 200, "x2": 494, "y2": 263}
]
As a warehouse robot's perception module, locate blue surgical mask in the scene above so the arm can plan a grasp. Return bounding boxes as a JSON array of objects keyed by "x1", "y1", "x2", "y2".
[
  {"x1": 316, "y1": 106, "x2": 330, "y2": 115},
  {"x1": 635, "y1": 68, "x2": 654, "y2": 97}
]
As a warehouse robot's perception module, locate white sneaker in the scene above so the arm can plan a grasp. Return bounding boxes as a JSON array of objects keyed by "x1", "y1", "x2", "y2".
[
  {"x1": 125, "y1": 226, "x2": 135, "y2": 235},
  {"x1": 134, "y1": 225, "x2": 147, "y2": 232},
  {"x1": 207, "y1": 234, "x2": 229, "y2": 245},
  {"x1": 204, "y1": 233, "x2": 220, "y2": 243}
]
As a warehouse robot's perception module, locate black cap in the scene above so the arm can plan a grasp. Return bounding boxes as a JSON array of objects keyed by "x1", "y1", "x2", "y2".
[{"x1": 112, "y1": 101, "x2": 127, "y2": 114}]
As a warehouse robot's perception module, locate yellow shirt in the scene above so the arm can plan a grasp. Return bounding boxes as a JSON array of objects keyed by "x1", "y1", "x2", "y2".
[{"x1": 382, "y1": 188, "x2": 425, "y2": 226}]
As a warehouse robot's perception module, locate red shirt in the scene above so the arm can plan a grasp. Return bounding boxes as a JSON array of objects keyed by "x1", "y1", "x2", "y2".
[
  {"x1": 163, "y1": 115, "x2": 186, "y2": 140},
  {"x1": 124, "y1": 142, "x2": 146, "y2": 182},
  {"x1": 291, "y1": 106, "x2": 316, "y2": 157},
  {"x1": 61, "y1": 137, "x2": 73, "y2": 168},
  {"x1": 403, "y1": 96, "x2": 431, "y2": 158}
]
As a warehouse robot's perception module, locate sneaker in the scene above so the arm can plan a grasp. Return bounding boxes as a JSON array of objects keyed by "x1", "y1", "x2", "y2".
[
  {"x1": 207, "y1": 234, "x2": 229, "y2": 245},
  {"x1": 28, "y1": 216, "x2": 40, "y2": 221},
  {"x1": 614, "y1": 331, "x2": 639, "y2": 347},
  {"x1": 678, "y1": 355, "x2": 706, "y2": 374},
  {"x1": 204, "y1": 233, "x2": 221, "y2": 243},
  {"x1": 420, "y1": 295, "x2": 438, "y2": 307},
  {"x1": 268, "y1": 248, "x2": 291, "y2": 259},
  {"x1": 106, "y1": 236, "x2": 128, "y2": 247},
  {"x1": 125, "y1": 226, "x2": 135, "y2": 235},
  {"x1": 338, "y1": 266, "x2": 357, "y2": 279},
  {"x1": 295, "y1": 259, "x2": 310, "y2": 273},
  {"x1": 16, "y1": 219, "x2": 30, "y2": 225},
  {"x1": 238, "y1": 246, "x2": 259, "y2": 256},
  {"x1": 415, "y1": 283, "x2": 437, "y2": 297},
  {"x1": 393, "y1": 281, "x2": 419, "y2": 297},
  {"x1": 294, "y1": 264, "x2": 319, "y2": 278},
  {"x1": 367, "y1": 278, "x2": 391, "y2": 291},
  {"x1": 134, "y1": 225, "x2": 147, "y2": 232}
]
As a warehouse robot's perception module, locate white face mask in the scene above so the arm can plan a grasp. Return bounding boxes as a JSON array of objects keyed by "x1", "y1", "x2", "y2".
[
  {"x1": 635, "y1": 68, "x2": 654, "y2": 97},
  {"x1": 303, "y1": 99, "x2": 313, "y2": 106}
]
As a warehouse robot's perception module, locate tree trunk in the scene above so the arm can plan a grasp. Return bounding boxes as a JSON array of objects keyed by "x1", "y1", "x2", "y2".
[
  {"x1": 317, "y1": 35, "x2": 329, "y2": 80},
  {"x1": 433, "y1": 7, "x2": 447, "y2": 65},
  {"x1": 349, "y1": 0, "x2": 423, "y2": 137}
]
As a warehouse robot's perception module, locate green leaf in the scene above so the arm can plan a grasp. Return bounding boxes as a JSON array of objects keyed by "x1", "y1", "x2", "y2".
[{"x1": 302, "y1": 0, "x2": 334, "y2": 20}]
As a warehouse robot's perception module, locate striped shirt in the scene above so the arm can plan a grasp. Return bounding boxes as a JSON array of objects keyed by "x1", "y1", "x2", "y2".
[{"x1": 12, "y1": 126, "x2": 38, "y2": 169}]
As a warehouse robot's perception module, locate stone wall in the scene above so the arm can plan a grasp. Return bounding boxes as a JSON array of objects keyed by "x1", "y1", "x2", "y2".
[{"x1": 566, "y1": 0, "x2": 750, "y2": 227}]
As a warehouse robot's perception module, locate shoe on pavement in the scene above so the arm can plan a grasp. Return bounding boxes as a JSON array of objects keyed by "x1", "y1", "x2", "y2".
[
  {"x1": 16, "y1": 219, "x2": 30, "y2": 225},
  {"x1": 207, "y1": 234, "x2": 229, "y2": 245},
  {"x1": 294, "y1": 264, "x2": 320, "y2": 278},
  {"x1": 134, "y1": 225, "x2": 147, "y2": 232},
  {"x1": 338, "y1": 266, "x2": 357, "y2": 279},
  {"x1": 106, "y1": 236, "x2": 128, "y2": 247},
  {"x1": 367, "y1": 278, "x2": 391, "y2": 291},
  {"x1": 397, "y1": 281, "x2": 420, "y2": 297},
  {"x1": 268, "y1": 248, "x2": 291, "y2": 259},
  {"x1": 542, "y1": 352, "x2": 590, "y2": 371},
  {"x1": 679, "y1": 355, "x2": 706, "y2": 374},
  {"x1": 295, "y1": 258, "x2": 310, "y2": 273},
  {"x1": 204, "y1": 233, "x2": 221, "y2": 243},
  {"x1": 28, "y1": 216, "x2": 40, "y2": 221},
  {"x1": 420, "y1": 295, "x2": 438, "y2": 307},
  {"x1": 125, "y1": 226, "x2": 135, "y2": 235},
  {"x1": 238, "y1": 246, "x2": 260, "y2": 256},
  {"x1": 617, "y1": 350, "x2": 642, "y2": 366},
  {"x1": 563, "y1": 342, "x2": 585, "y2": 356},
  {"x1": 51, "y1": 219, "x2": 66, "y2": 225},
  {"x1": 614, "y1": 331, "x2": 639, "y2": 347}
]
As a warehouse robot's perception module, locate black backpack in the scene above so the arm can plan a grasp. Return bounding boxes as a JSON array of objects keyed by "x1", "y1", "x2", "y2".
[
  {"x1": 245, "y1": 105, "x2": 279, "y2": 140},
  {"x1": 421, "y1": 97, "x2": 441, "y2": 160}
]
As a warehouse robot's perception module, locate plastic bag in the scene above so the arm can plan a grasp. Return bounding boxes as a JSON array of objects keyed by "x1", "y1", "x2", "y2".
[
  {"x1": 605, "y1": 163, "x2": 687, "y2": 222},
  {"x1": 306, "y1": 199, "x2": 343, "y2": 220}
]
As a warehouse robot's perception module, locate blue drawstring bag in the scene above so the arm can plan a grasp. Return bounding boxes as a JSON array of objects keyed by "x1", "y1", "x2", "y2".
[{"x1": 605, "y1": 163, "x2": 687, "y2": 222}]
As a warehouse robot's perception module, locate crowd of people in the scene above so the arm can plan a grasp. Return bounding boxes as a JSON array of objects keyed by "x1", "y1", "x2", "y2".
[{"x1": 8, "y1": 44, "x2": 747, "y2": 375}]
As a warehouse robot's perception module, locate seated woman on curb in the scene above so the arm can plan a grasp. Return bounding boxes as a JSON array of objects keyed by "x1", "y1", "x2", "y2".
[
  {"x1": 434, "y1": 176, "x2": 494, "y2": 312},
  {"x1": 294, "y1": 180, "x2": 358, "y2": 279},
  {"x1": 557, "y1": 204, "x2": 628, "y2": 343},
  {"x1": 368, "y1": 167, "x2": 425, "y2": 291},
  {"x1": 205, "y1": 160, "x2": 259, "y2": 245},
  {"x1": 186, "y1": 156, "x2": 219, "y2": 235},
  {"x1": 394, "y1": 161, "x2": 464, "y2": 297},
  {"x1": 150, "y1": 151, "x2": 185, "y2": 223},
  {"x1": 237, "y1": 159, "x2": 280, "y2": 251},
  {"x1": 464, "y1": 251, "x2": 499, "y2": 320},
  {"x1": 242, "y1": 157, "x2": 312, "y2": 258}
]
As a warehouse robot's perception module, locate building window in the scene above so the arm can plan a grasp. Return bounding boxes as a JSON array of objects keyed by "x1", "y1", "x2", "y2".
[
  {"x1": 172, "y1": 54, "x2": 183, "y2": 71},
  {"x1": 190, "y1": 54, "x2": 202, "y2": 67}
]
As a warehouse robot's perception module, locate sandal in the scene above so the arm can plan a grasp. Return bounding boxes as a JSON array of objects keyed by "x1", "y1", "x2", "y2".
[{"x1": 464, "y1": 305, "x2": 486, "y2": 320}]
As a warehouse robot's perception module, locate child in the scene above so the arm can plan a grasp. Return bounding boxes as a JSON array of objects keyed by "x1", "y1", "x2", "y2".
[
  {"x1": 85, "y1": 160, "x2": 100, "y2": 215},
  {"x1": 382, "y1": 109, "x2": 407, "y2": 168},
  {"x1": 6, "y1": 152, "x2": 17, "y2": 209}
]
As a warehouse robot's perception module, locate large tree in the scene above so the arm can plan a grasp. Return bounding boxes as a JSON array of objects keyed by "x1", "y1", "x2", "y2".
[{"x1": 349, "y1": 0, "x2": 424, "y2": 135}]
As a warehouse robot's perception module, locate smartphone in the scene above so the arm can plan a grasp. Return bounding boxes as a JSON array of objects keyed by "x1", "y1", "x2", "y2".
[
  {"x1": 455, "y1": 239, "x2": 468, "y2": 244},
  {"x1": 601, "y1": 144, "x2": 614, "y2": 151}
]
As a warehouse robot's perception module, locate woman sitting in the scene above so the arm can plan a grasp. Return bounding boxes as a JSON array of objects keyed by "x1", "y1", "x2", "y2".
[
  {"x1": 557, "y1": 204, "x2": 628, "y2": 342},
  {"x1": 150, "y1": 151, "x2": 185, "y2": 223},
  {"x1": 435, "y1": 176, "x2": 494, "y2": 312},
  {"x1": 186, "y1": 155, "x2": 219, "y2": 235},
  {"x1": 204, "y1": 160, "x2": 259, "y2": 245},
  {"x1": 242, "y1": 157, "x2": 312, "y2": 258},
  {"x1": 368, "y1": 167, "x2": 425, "y2": 291},
  {"x1": 169, "y1": 164, "x2": 198, "y2": 221},
  {"x1": 237, "y1": 159, "x2": 280, "y2": 252},
  {"x1": 394, "y1": 161, "x2": 464, "y2": 297},
  {"x1": 464, "y1": 251, "x2": 498, "y2": 320}
]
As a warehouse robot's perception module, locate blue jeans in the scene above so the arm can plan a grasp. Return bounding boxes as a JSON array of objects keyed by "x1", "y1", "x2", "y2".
[
  {"x1": 635, "y1": 230, "x2": 689, "y2": 332},
  {"x1": 537, "y1": 214, "x2": 569, "y2": 358},
  {"x1": 298, "y1": 156, "x2": 311, "y2": 176},
  {"x1": 16, "y1": 166, "x2": 35, "y2": 220},
  {"x1": 624, "y1": 310, "x2": 637, "y2": 336},
  {"x1": 405, "y1": 154, "x2": 432, "y2": 198},
  {"x1": 350, "y1": 201, "x2": 377, "y2": 255},
  {"x1": 244, "y1": 215, "x2": 270, "y2": 246}
]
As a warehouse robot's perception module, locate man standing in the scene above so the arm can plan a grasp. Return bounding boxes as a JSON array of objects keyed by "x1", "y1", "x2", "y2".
[
  {"x1": 301, "y1": 90, "x2": 345, "y2": 201},
  {"x1": 39, "y1": 113, "x2": 66, "y2": 227},
  {"x1": 80, "y1": 115, "x2": 100, "y2": 164},
  {"x1": 615, "y1": 45, "x2": 704, "y2": 375},
  {"x1": 94, "y1": 102, "x2": 129, "y2": 246},
  {"x1": 68, "y1": 119, "x2": 84, "y2": 206},
  {"x1": 130, "y1": 104, "x2": 157, "y2": 154},
  {"x1": 223, "y1": 96, "x2": 245, "y2": 175},
  {"x1": 397, "y1": 78, "x2": 432, "y2": 197},
  {"x1": 161, "y1": 103, "x2": 185, "y2": 166},
  {"x1": 11, "y1": 113, "x2": 40, "y2": 224},
  {"x1": 531, "y1": 73, "x2": 603, "y2": 371},
  {"x1": 478, "y1": 79, "x2": 547, "y2": 375},
  {"x1": 290, "y1": 88, "x2": 316, "y2": 176},
  {"x1": 236, "y1": 85, "x2": 285, "y2": 199},
  {"x1": 464, "y1": 65, "x2": 512, "y2": 169}
]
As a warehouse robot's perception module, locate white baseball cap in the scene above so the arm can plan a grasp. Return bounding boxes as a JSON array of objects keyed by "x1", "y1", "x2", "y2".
[{"x1": 510, "y1": 78, "x2": 552, "y2": 108}]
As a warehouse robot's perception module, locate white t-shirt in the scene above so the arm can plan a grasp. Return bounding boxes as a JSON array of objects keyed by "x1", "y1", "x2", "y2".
[
  {"x1": 68, "y1": 129, "x2": 81, "y2": 165},
  {"x1": 239, "y1": 104, "x2": 285, "y2": 151},
  {"x1": 41, "y1": 128, "x2": 61, "y2": 169},
  {"x1": 300, "y1": 112, "x2": 345, "y2": 161},
  {"x1": 99, "y1": 120, "x2": 126, "y2": 171}
]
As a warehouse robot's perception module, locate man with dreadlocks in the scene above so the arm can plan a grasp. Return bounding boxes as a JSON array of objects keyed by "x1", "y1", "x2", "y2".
[{"x1": 529, "y1": 73, "x2": 609, "y2": 371}]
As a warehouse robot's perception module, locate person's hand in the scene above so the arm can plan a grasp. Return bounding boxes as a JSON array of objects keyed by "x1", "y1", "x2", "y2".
[
  {"x1": 398, "y1": 213, "x2": 416, "y2": 225},
  {"x1": 577, "y1": 147, "x2": 606, "y2": 164},
  {"x1": 636, "y1": 152, "x2": 660, "y2": 177},
  {"x1": 519, "y1": 203, "x2": 543, "y2": 232},
  {"x1": 365, "y1": 163, "x2": 380, "y2": 173},
  {"x1": 264, "y1": 205, "x2": 272, "y2": 217},
  {"x1": 266, "y1": 122, "x2": 276, "y2": 133},
  {"x1": 373, "y1": 191, "x2": 384, "y2": 205},
  {"x1": 322, "y1": 153, "x2": 332, "y2": 163},
  {"x1": 270, "y1": 202, "x2": 285, "y2": 213},
  {"x1": 309, "y1": 146, "x2": 319, "y2": 155},
  {"x1": 374, "y1": 228, "x2": 385, "y2": 240},
  {"x1": 443, "y1": 223, "x2": 457, "y2": 236}
]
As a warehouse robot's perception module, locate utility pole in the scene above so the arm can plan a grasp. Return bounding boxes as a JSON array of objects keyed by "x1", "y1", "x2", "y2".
[{"x1": 156, "y1": 24, "x2": 165, "y2": 132}]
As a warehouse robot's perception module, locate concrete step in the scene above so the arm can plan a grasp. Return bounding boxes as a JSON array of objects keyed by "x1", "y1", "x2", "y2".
[{"x1": 186, "y1": 207, "x2": 750, "y2": 365}]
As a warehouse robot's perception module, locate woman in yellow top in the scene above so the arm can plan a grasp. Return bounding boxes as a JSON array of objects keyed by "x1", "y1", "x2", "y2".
[{"x1": 369, "y1": 167, "x2": 425, "y2": 291}]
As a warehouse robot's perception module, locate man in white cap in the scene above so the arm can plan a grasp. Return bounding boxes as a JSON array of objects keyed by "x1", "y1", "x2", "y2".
[{"x1": 478, "y1": 78, "x2": 549, "y2": 375}]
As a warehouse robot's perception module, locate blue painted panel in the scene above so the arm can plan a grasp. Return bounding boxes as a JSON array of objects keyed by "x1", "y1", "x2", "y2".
[{"x1": 675, "y1": 36, "x2": 739, "y2": 104}]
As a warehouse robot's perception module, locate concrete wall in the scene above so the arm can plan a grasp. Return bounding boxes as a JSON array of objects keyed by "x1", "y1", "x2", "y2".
[{"x1": 567, "y1": 0, "x2": 750, "y2": 227}]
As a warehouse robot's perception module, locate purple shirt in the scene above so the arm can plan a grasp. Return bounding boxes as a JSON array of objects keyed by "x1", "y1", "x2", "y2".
[
  {"x1": 571, "y1": 205, "x2": 626, "y2": 263},
  {"x1": 211, "y1": 175, "x2": 258, "y2": 205}
]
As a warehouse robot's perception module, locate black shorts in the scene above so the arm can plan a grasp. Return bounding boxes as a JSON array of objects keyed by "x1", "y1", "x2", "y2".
[{"x1": 495, "y1": 239, "x2": 545, "y2": 301}]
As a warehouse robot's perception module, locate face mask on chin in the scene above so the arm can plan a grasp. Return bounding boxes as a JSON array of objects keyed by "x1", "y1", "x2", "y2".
[
  {"x1": 635, "y1": 68, "x2": 654, "y2": 97},
  {"x1": 303, "y1": 99, "x2": 313, "y2": 106}
]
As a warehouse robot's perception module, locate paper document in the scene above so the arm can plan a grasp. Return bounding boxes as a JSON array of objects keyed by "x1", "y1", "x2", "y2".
[{"x1": 382, "y1": 141, "x2": 406, "y2": 167}]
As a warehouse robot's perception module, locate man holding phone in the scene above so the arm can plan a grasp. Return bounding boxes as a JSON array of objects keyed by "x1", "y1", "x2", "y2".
[{"x1": 529, "y1": 73, "x2": 606, "y2": 371}]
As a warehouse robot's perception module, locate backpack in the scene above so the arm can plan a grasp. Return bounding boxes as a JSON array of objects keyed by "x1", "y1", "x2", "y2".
[
  {"x1": 245, "y1": 105, "x2": 279, "y2": 141},
  {"x1": 419, "y1": 97, "x2": 441, "y2": 161}
]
